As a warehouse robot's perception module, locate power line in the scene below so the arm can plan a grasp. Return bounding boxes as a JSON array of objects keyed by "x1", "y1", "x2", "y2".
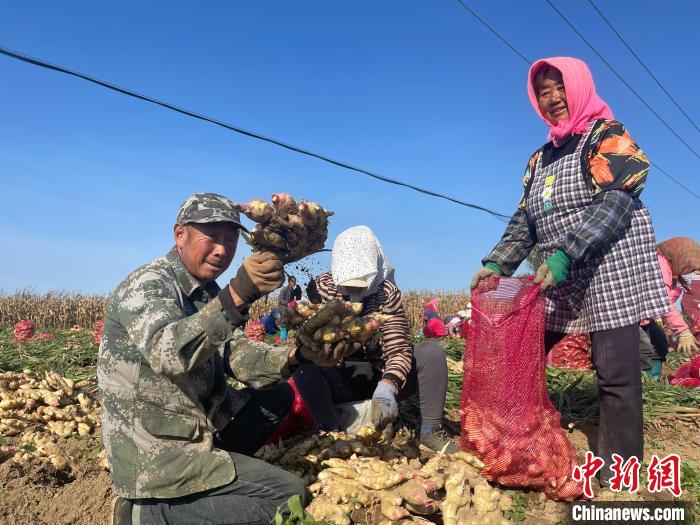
[
  {"x1": 587, "y1": 0, "x2": 700, "y2": 135},
  {"x1": 649, "y1": 161, "x2": 700, "y2": 200},
  {"x1": 0, "y1": 45, "x2": 511, "y2": 221},
  {"x1": 452, "y1": 0, "x2": 531, "y2": 65},
  {"x1": 545, "y1": 0, "x2": 700, "y2": 162},
  {"x1": 449, "y1": 0, "x2": 699, "y2": 201}
]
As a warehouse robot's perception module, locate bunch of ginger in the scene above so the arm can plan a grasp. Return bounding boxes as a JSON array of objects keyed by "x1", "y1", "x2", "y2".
[
  {"x1": 286, "y1": 299, "x2": 390, "y2": 357},
  {"x1": 237, "y1": 193, "x2": 333, "y2": 263}
]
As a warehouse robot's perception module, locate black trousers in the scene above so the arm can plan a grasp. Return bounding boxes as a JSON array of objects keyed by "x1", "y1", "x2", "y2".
[
  {"x1": 215, "y1": 382, "x2": 294, "y2": 456},
  {"x1": 292, "y1": 341, "x2": 448, "y2": 431},
  {"x1": 546, "y1": 324, "x2": 642, "y2": 484}
]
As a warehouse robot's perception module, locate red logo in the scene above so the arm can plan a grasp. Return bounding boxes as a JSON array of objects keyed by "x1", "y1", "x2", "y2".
[
  {"x1": 647, "y1": 454, "x2": 682, "y2": 497},
  {"x1": 608, "y1": 454, "x2": 641, "y2": 493},
  {"x1": 572, "y1": 451, "x2": 605, "y2": 499}
]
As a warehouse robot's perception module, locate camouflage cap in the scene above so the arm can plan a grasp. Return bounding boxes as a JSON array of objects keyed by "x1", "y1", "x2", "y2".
[{"x1": 176, "y1": 193, "x2": 248, "y2": 231}]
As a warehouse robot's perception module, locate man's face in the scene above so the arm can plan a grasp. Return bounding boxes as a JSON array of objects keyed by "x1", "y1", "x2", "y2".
[
  {"x1": 174, "y1": 222, "x2": 239, "y2": 284},
  {"x1": 288, "y1": 278, "x2": 296, "y2": 288}
]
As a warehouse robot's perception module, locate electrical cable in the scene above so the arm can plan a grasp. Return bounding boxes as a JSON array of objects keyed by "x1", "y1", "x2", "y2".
[
  {"x1": 450, "y1": 0, "x2": 700, "y2": 200},
  {"x1": 0, "y1": 45, "x2": 511, "y2": 221},
  {"x1": 587, "y1": 0, "x2": 700, "y2": 135},
  {"x1": 452, "y1": 0, "x2": 531, "y2": 65},
  {"x1": 546, "y1": 0, "x2": 700, "y2": 162}
]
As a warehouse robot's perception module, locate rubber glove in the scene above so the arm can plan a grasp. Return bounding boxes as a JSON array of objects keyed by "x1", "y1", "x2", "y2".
[
  {"x1": 371, "y1": 380, "x2": 399, "y2": 431},
  {"x1": 649, "y1": 360, "x2": 663, "y2": 381},
  {"x1": 470, "y1": 262, "x2": 502, "y2": 290},
  {"x1": 534, "y1": 250, "x2": 572, "y2": 290},
  {"x1": 677, "y1": 329, "x2": 699, "y2": 358}
]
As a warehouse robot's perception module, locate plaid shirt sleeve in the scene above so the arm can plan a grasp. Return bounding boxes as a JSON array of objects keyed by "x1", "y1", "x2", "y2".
[
  {"x1": 558, "y1": 190, "x2": 635, "y2": 260},
  {"x1": 482, "y1": 208, "x2": 538, "y2": 276}
]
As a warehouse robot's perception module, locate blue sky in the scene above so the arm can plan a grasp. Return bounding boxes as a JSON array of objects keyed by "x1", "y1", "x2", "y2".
[{"x1": 1, "y1": 1, "x2": 698, "y2": 295}]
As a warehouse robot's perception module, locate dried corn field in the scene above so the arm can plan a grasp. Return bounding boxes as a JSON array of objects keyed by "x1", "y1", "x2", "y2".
[
  {"x1": 0, "y1": 290, "x2": 105, "y2": 330},
  {"x1": 0, "y1": 289, "x2": 470, "y2": 333}
]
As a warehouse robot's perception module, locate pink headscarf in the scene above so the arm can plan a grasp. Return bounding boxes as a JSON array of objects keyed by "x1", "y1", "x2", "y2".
[{"x1": 527, "y1": 57, "x2": 613, "y2": 146}]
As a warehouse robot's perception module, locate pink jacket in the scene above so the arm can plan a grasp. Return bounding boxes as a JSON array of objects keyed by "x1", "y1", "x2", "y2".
[{"x1": 658, "y1": 251, "x2": 689, "y2": 335}]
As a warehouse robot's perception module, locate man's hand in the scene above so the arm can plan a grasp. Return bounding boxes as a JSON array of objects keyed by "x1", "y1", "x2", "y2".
[
  {"x1": 470, "y1": 267, "x2": 497, "y2": 290},
  {"x1": 371, "y1": 380, "x2": 399, "y2": 431},
  {"x1": 229, "y1": 252, "x2": 284, "y2": 305},
  {"x1": 677, "y1": 329, "x2": 699, "y2": 358}
]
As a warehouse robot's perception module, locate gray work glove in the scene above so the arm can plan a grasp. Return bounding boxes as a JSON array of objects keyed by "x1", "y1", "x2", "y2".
[
  {"x1": 229, "y1": 252, "x2": 284, "y2": 304},
  {"x1": 371, "y1": 380, "x2": 399, "y2": 432}
]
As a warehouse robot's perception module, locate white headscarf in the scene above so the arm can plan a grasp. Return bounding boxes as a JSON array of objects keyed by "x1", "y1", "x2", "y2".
[{"x1": 331, "y1": 226, "x2": 394, "y2": 299}]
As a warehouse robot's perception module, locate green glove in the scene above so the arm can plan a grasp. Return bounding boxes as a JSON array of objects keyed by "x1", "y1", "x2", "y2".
[
  {"x1": 544, "y1": 250, "x2": 572, "y2": 284},
  {"x1": 484, "y1": 262, "x2": 503, "y2": 275}
]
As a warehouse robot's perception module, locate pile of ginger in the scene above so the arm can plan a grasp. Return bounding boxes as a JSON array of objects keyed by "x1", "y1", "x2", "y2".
[{"x1": 258, "y1": 427, "x2": 516, "y2": 525}]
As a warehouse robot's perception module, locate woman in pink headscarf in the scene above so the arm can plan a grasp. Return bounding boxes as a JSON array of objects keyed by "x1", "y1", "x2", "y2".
[{"x1": 470, "y1": 57, "x2": 668, "y2": 486}]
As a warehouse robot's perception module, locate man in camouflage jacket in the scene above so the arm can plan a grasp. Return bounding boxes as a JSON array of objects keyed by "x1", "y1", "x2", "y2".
[{"x1": 98, "y1": 193, "x2": 335, "y2": 525}]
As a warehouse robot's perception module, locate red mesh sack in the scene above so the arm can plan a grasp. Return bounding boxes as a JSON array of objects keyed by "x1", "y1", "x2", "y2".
[
  {"x1": 245, "y1": 320, "x2": 266, "y2": 342},
  {"x1": 266, "y1": 377, "x2": 315, "y2": 443},
  {"x1": 548, "y1": 333, "x2": 592, "y2": 370},
  {"x1": 93, "y1": 320, "x2": 104, "y2": 346},
  {"x1": 669, "y1": 356, "x2": 700, "y2": 388},
  {"x1": 460, "y1": 276, "x2": 582, "y2": 500},
  {"x1": 14, "y1": 320, "x2": 35, "y2": 342}
]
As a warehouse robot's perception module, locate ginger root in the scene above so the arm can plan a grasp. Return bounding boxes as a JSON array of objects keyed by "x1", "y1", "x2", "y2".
[{"x1": 238, "y1": 194, "x2": 333, "y2": 263}]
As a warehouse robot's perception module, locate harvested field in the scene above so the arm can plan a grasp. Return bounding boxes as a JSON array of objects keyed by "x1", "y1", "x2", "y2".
[
  {"x1": 0, "y1": 289, "x2": 470, "y2": 334},
  {"x1": 0, "y1": 322, "x2": 698, "y2": 524}
]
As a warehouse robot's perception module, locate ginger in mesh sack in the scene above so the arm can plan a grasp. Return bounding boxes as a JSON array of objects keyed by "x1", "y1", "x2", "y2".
[
  {"x1": 460, "y1": 276, "x2": 582, "y2": 500},
  {"x1": 548, "y1": 333, "x2": 592, "y2": 371}
]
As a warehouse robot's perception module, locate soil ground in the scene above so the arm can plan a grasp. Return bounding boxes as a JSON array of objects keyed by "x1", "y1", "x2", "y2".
[
  {"x1": 0, "y1": 432, "x2": 113, "y2": 525},
  {"x1": 1, "y1": 421, "x2": 697, "y2": 524}
]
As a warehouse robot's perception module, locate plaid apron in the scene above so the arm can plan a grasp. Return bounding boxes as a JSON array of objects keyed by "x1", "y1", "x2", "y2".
[{"x1": 526, "y1": 122, "x2": 668, "y2": 333}]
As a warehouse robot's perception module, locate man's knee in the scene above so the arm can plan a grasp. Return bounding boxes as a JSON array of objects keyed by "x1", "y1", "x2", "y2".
[{"x1": 276, "y1": 470, "x2": 309, "y2": 506}]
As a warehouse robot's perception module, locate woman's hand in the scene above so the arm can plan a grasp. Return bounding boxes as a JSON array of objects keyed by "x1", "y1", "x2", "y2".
[
  {"x1": 471, "y1": 264, "x2": 502, "y2": 290},
  {"x1": 534, "y1": 250, "x2": 572, "y2": 290},
  {"x1": 534, "y1": 263, "x2": 557, "y2": 290},
  {"x1": 371, "y1": 380, "x2": 399, "y2": 431},
  {"x1": 289, "y1": 344, "x2": 345, "y2": 368},
  {"x1": 677, "y1": 329, "x2": 699, "y2": 358}
]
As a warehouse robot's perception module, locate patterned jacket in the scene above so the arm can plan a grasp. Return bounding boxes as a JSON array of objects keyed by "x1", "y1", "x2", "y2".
[
  {"x1": 97, "y1": 247, "x2": 292, "y2": 499},
  {"x1": 309, "y1": 272, "x2": 413, "y2": 390}
]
